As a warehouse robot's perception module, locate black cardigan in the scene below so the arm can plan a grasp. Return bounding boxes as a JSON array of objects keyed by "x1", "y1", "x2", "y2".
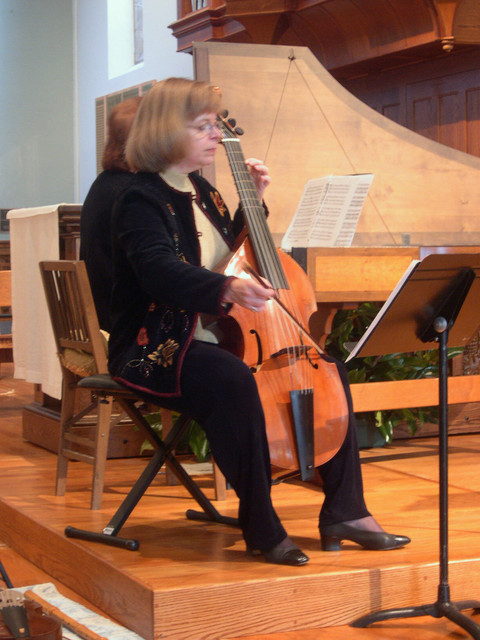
[
  {"x1": 80, "y1": 170, "x2": 135, "y2": 332},
  {"x1": 108, "y1": 171, "x2": 244, "y2": 397}
]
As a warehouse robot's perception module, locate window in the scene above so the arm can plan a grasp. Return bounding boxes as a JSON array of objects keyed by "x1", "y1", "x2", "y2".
[
  {"x1": 107, "y1": 0, "x2": 144, "y2": 78},
  {"x1": 134, "y1": 0, "x2": 143, "y2": 65}
]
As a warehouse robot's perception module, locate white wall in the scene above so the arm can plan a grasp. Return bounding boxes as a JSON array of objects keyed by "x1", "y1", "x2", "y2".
[
  {"x1": 75, "y1": 0, "x2": 193, "y2": 201},
  {"x1": 0, "y1": 0, "x2": 75, "y2": 209},
  {"x1": 0, "y1": 0, "x2": 193, "y2": 209}
]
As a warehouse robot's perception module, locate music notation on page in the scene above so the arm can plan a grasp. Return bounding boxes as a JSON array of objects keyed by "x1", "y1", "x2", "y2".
[{"x1": 281, "y1": 174, "x2": 374, "y2": 251}]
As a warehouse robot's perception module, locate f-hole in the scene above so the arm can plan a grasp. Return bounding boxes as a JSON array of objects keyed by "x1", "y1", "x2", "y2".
[
  {"x1": 301, "y1": 334, "x2": 319, "y2": 369},
  {"x1": 249, "y1": 329, "x2": 263, "y2": 372}
]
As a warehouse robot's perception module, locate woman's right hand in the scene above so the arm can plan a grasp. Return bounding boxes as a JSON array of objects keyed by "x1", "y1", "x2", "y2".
[{"x1": 222, "y1": 277, "x2": 274, "y2": 312}]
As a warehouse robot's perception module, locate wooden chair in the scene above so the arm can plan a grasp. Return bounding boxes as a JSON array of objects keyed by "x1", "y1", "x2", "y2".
[
  {"x1": 39, "y1": 260, "x2": 235, "y2": 545},
  {"x1": 0, "y1": 270, "x2": 13, "y2": 366},
  {"x1": 40, "y1": 259, "x2": 120, "y2": 509}
]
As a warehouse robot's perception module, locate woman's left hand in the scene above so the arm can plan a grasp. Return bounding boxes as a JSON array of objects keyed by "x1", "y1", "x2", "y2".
[{"x1": 245, "y1": 158, "x2": 271, "y2": 201}]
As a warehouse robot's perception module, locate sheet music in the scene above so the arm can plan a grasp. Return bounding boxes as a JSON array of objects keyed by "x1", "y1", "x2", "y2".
[
  {"x1": 345, "y1": 258, "x2": 421, "y2": 362},
  {"x1": 281, "y1": 174, "x2": 373, "y2": 250}
]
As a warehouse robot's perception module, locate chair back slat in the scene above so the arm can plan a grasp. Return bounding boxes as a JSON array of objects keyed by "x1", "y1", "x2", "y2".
[
  {"x1": 39, "y1": 260, "x2": 108, "y2": 375},
  {"x1": 0, "y1": 270, "x2": 12, "y2": 363},
  {"x1": 58, "y1": 269, "x2": 88, "y2": 344},
  {"x1": 0, "y1": 270, "x2": 11, "y2": 308}
]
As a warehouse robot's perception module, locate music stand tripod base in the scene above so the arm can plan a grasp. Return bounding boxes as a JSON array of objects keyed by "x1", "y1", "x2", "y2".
[{"x1": 352, "y1": 595, "x2": 480, "y2": 637}]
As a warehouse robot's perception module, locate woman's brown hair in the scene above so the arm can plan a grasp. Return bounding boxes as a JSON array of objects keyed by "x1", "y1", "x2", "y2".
[
  {"x1": 125, "y1": 78, "x2": 222, "y2": 173},
  {"x1": 102, "y1": 96, "x2": 142, "y2": 172}
]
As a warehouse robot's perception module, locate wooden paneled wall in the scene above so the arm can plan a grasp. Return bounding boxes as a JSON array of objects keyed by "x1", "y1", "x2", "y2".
[{"x1": 344, "y1": 49, "x2": 480, "y2": 158}]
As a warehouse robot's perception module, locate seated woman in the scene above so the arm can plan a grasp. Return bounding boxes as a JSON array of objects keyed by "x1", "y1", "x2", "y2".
[
  {"x1": 107, "y1": 77, "x2": 410, "y2": 565},
  {"x1": 80, "y1": 96, "x2": 142, "y2": 332}
]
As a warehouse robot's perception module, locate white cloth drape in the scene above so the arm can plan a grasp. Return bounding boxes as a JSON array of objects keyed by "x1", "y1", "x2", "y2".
[{"x1": 7, "y1": 204, "x2": 80, "y2": 399}]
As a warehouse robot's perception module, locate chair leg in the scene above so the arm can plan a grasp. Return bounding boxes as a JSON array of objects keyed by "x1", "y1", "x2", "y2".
[
  {"x1": 90, "y1": 397, "x2": 113, "y2": 510},
  {"x1": 212, "y1": 461, "x2": 227, "y2": 501},
  {"x1": 160, "y1": 408, "x2": 228, "y2": 500},
  {"x1": 65, "y1": 402, "x2": 239, "y2": 549},
  {"x1": 160, "y1": 408, "x2": 178, "y2": 486},
  {"x1": 56, "y1": 371, "x2": 77, "y2": 497}
]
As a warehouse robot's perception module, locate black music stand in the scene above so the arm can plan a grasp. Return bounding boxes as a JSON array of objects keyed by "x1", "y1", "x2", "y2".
[{"x1": 349, "y1": 252, "x2": 480, "y2": 638}]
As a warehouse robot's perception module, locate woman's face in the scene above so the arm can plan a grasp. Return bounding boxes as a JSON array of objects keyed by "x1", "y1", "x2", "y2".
[{"x1": 175, "y1": 112, "x2": 222, "y2": 173}]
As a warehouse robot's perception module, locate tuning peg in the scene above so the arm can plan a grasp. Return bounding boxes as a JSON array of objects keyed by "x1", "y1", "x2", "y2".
[
  {"x1": 228, "y1": 118, "x2": 237, "y2": 127},
  {"x1": 221, "y1": 110, "x2": 229, "y2": 118},
  {"x1": 235, "y1": 127, "x2": 244, "y2": 136}
]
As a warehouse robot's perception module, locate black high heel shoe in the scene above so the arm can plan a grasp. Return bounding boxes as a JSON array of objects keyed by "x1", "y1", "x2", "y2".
[
  {"x1": 320, "y1": 523, "x2": 411, "y2": 551},
  {"x1": 247, "y1": 540, "x2": 310, "y2": 566}
]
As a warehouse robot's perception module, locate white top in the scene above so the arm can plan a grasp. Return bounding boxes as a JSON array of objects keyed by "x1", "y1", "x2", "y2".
[{"x1": 160, "y1": 169, "x2": 230, "y2": 343}]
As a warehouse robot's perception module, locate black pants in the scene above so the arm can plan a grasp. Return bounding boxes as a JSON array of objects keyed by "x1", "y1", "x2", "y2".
[
  {"x1": 159, "y1": 341, "x2": 370, "y2": 550},
  {"x1": 317, "y1": 354, "x2": 370, "y2": 528}
]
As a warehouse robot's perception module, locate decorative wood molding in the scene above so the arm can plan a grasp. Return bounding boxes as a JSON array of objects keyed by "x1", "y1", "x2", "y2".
[
  {"x1": 170, "y1": 1, "x2": 246, "y2": 53},
  {"x1": 453, "y1": 0, "x2": 480, "y2": 44},
  {"x1": 435, "y1": 0, "x2": 480, "y2": 51},
  {"x1": 171, "y1": 0, "x2": 480, "y2": 76}
]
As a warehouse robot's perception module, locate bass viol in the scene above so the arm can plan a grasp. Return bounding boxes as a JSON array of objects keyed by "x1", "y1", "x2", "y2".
[{"x1": 216, "y1": 113, "x2": 349, "y2": 480}]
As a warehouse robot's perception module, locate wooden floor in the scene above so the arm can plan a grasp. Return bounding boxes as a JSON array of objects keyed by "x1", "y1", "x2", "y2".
[{"x1": 2, "y1": 362, "x2": 480, "y2": 640}]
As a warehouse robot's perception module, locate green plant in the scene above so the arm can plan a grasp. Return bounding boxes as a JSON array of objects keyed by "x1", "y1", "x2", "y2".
[
  {"x1": 324, "y1": 302, "x2": 463, "y2": 443},
  {"x1": 140, "y1": 411, "x2": 211, "y2": 462}
]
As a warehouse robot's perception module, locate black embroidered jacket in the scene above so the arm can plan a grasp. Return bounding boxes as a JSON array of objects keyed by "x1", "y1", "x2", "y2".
[{"x1": 108, "y1": 171, "x2": 244, "y2": 397}]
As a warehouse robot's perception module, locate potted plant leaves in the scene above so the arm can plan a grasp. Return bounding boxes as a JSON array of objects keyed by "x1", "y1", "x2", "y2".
[{"x1": 324, "y1": 302, "x2": 463, "y2": 445}]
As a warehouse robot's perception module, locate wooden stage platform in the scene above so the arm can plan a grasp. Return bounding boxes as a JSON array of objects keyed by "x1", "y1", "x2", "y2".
[{"x1": 2, "y1": 364, "x2": 480, "y2": 640}]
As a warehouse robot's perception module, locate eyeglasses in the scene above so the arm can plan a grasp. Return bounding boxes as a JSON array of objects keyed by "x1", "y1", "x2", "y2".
[{"x1": 187, "y1": 121, "x2": 221, "y2": 137}]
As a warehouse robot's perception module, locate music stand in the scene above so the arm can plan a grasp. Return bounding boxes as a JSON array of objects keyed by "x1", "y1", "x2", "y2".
[{"x1": 349, "y1": 252, "x2": 480, "y2": 639}]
